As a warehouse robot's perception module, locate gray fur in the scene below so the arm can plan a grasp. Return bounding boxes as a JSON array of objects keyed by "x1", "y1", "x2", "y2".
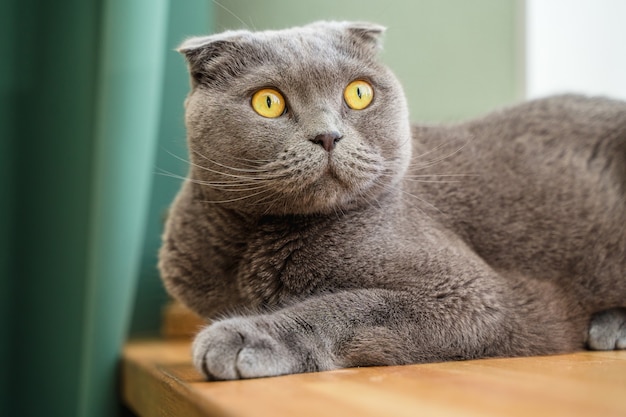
[
  {"x1": 159, "y1": 21, "x2": 626, "y2": 380},
  {"x1": 588, "y1": 308, "x2": 626, "y2": 350}
]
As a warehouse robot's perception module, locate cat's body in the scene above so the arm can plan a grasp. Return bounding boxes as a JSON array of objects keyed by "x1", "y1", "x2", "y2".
[{"x1": 159, "y1": 22, "x2": 626, "y2": 380}]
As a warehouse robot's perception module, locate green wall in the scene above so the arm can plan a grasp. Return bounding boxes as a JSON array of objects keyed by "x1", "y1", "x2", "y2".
[{"x1": 215, "y1": 0, "x2": 523, "y2": 122}]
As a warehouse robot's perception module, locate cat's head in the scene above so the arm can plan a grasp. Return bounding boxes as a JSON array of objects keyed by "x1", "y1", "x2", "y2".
[{"x1": 178, "y1": 21, "x2": 411, "y2": 215}]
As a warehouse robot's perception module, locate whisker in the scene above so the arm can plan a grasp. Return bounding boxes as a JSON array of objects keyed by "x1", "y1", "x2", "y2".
[
  {"x1": 355, "y1": 186, "x2": 385, "y2": 213},
  {"x1": 200, "y1": 188, "x2": 274, "y2": 205},
  {"x1": 256, "y1": 191, "x2": 285, "y2": 214},
  {"x1": 220, "y1": 153, "x2": 275, "y2": 165},
  {"x1": 412, "y1": 141, "x2": 449, "y2": 161},
  {"x1": 402, "y1": 173, "x2": 478, "y2": 178},
  {"x1": 165, "y1": 150, "x2": 277, "y2": 180},
  {"x1": 156, "y1": 168, "x2": 277, "y2": 190},
  {"x1": 402, "y1": 179, "x2": 463, "y2": 184},
  {"x1": 409, "y1": 136, "x2": 475, "y2": 172},
  {"x1": 411, "y1": 144, "x2": 471, "y2": 172},
  {"x1": 186, "y1": 150, "x2": 279, "y2": 175},
  {"x1": 191, "y1": 148, "x2": 275, "y2": 171},
  {"x1": 189, "y1": 162, "x2": 279, "y2": 182},
  {"x1": 379, "y1": 172, "x2": 478, "y2": 184},
  {"x1": 155, "y1": 169, "x2": 188, "y2": 183},
  {"x1": 212, "y1": 0, "x2": 250, "y2": 29},
  {"x1": 203, "y1": 183, "x2": 275, "y2": 192},
  {"x1": 375, "y1": 179, "x2": 444, "y2": 216}
]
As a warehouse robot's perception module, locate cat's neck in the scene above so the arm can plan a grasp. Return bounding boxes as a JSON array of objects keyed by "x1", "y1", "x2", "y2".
[{"x1": 206, "y1": 204, "x2": 347, "y2": 238}]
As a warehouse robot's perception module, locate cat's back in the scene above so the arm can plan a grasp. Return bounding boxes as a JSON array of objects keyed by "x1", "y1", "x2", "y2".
[
  {"x1": 454, "y1": 94, "x2": 626, "y2": 201},
  {"x1": 468, "y1": 94, "x2": 626, "y2": 159},
  {"x1": 414, "y1": 94, "x2": 626, "y2": 170},
  {"x1": 411, "y1": 94, "x2": 626, "y2": 210},
  {"x1": 407, "y1": 95, "x2": 626, "y2": 308}
]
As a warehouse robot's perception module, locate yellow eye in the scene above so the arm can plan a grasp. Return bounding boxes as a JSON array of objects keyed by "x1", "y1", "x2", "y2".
[
  {"x1": 251, "y1": 88, "x2": 286, "y2": 118},
  {"x1": 344, "y1": 80, "x2": 374, "y2": 110}
]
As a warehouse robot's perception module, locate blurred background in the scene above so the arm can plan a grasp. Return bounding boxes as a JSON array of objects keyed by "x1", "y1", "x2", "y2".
[{"x1": 1, "y1": 0, "x2": 624, "y2": 416}]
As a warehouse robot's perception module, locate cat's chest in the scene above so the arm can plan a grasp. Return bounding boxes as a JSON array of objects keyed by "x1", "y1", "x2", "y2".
[{"x1": 233, "y1": 218, "x2": 358, "y2": 305}]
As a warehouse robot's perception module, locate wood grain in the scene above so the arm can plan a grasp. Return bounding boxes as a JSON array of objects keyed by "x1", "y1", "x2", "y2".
[{"x1": 122, "y1": 339, "x2": 626, "y2": 417}]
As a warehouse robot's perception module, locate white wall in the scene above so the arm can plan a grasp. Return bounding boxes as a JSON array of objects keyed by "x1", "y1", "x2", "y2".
[{"x1": 526, "y1": 0, "x2": 626, "y2": 100}]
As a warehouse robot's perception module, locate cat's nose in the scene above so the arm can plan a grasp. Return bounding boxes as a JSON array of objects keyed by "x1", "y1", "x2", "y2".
[{"x1": 310, "y1": 131, "x2": 343, "y2": 152}]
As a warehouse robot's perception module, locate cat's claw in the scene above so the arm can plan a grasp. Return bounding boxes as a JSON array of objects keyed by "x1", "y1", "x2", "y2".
[
  {"x1": 192, "y1": 318, "x2": 299, "y2": 380},
  {"x1": 587, "y1": 308, "x2": 626, "y2": 350}
]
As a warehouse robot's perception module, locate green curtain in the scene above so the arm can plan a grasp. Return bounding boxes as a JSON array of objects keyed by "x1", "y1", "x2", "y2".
[
  {"x1": 0, "y1": 1, "x2": 211, "y2": 416},
  {"x1": 131, "y1": 0, "x2": 213, "y2": 338},
  {"x1": 2, "y1": 1, "x2": 103, "y2": 415}
]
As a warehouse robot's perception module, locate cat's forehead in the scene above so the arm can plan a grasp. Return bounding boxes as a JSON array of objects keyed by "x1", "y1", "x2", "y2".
[
  {"x1": 179, "y1": 21, "x2": 386, "y2": 88},
  {"x1": 180, "y1": 21, "x2": 384, "y2": 54},
  {"x1": 249, "y1": 28, "x2": 356, "y2": 70},
  {"x1": 253, "y1": 26, "x2": 340, "y2": 55}
]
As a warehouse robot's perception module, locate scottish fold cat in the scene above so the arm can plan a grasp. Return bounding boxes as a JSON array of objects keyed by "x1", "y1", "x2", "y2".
[{"x1": 159, "y1": 21, "x2": 626, "y2": 380}]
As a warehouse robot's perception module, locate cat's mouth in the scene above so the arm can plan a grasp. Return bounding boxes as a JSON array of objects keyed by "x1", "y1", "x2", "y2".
[
  {"x1": 279, "y1": 154, "x2": 382, "y2": 214},
  {"x1": 199, "y1": 144, "x2": 388, "y2": 215},
  {"x1": 323, "y1": 157, "x2": 347, "y2": 183},
  {"x1": 312, "y1": 163, "x2": 350, "y2": 193}
]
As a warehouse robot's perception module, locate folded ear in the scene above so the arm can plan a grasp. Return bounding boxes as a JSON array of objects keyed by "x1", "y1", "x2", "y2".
[
  {"x1": 177, "y1": 30, "x2": 250, "y2": 85},
  {"x1": 342, "y1": 22, "x2": 387, "y2": 50},
  {"x1": 306, "y1": 21, "x2": 386, "y2": 56}
]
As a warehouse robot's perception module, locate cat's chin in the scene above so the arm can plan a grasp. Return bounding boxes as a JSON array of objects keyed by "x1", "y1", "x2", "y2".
[
  {"x1": 267, "y1": 195, "x2": 362, "y2": 216},
  {"x1": 268, "y1": 177, "x2": 381, "y2": 216}
]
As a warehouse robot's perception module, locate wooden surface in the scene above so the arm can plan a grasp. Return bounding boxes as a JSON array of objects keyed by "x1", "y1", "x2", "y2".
[
  {"x1": 161, "y1": 301, "x2": 206, "y2": 339},
  {"x1": 122, "y1": 339, "x2": 626, "y2": 417}
]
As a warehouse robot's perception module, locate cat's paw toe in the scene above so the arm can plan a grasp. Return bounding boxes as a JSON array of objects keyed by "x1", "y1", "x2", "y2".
[
  {"x1": 192, "y1": 318, "x2": 298, "y2": 380},
  {"x1": 587, "y1": 308, "x2": 626, "y2": 350}
]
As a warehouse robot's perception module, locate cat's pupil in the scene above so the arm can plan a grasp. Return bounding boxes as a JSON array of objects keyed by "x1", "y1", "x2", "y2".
[
  {"x1": 266, "y1": 97, "x2": 272, "y2": 108},
  {"x1": 357, "y1": 87, "x2": 362, "y2": 99}
]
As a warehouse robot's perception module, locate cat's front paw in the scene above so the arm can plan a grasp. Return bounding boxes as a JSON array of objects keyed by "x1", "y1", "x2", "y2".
[
  {"x1": 192, "y1": 318, "x2": 300, "y2": 380},
  {"x1": 587, "y1": 308, "x2": 626, "y2": 350}
]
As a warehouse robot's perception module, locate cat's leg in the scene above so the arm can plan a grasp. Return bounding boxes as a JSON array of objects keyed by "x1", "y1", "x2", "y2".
[
  {"x1": 587, "y1": 308, "x2": 626, "y2": 350},
  {"x1": 192, "y1": 281, "x2": 579, "y2": 380},
  {"x1": 192, "y1": 291, "x2": 387, "y2": 380}
]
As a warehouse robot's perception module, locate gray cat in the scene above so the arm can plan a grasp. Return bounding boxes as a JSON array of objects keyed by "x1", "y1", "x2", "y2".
[{"x1": 159, "y1": 21, "x2": 626, "y2": 380}]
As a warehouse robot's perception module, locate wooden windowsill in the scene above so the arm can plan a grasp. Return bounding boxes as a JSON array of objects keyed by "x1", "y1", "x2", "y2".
[{"x1": 122, "y1": 337, "x2": 626, "y2": 417}]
